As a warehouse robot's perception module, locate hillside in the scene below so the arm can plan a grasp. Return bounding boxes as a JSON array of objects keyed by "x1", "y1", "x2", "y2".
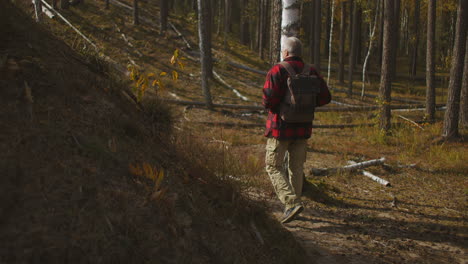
[
  {"x1": 0, "y1": 1, "x2": 308, "y2": 263},
  {"x1": 3, "y1": 0, "x2": 468, "y2": 263}
]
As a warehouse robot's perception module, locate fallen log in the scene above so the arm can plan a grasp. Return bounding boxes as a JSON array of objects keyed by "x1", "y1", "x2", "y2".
[
  {"x1": 331, "y1": 87, "x2": 424, "y2": 104},
  {"x1": 397, "y1": 115, "x2": 425, "y2": 130},
  {"x1": 311, "y1": 157, "x2": 386, "y2": 176},
  {"x1": 348, "y1": 161, "x2": 391, "y2": 187},
  {"x1": 213, "y1": 71, "x2": 250, "y2": 101},
  {"x1": 41, "y1": 0, "x2": 98, "y2": 50},
  {"x1": 168, "y1": 22, "x2": 192, "y2": 50},
  {"x1": 362, "y1": 171, "x2": 391, "y2": 186}
]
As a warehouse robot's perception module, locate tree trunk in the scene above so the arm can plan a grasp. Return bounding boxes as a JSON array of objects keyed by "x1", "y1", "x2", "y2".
[
  {"x1": 270, "y1": 0, "x2": 282, "y2": 65},
  {"x1": 240, "y1": 0, "x2": 248, "y2": 45},
  {"x1": 391, "y1": 0, "x2": 400, "y2": 79},
  {"x1": 160, "y1": 0, "x2": 168, "y2": 35},
  {"x1": 60, "y1": 0, "x2": 69, "y2": 9},
  {"x1": 347, "y1": 0, "x2": 357, "y2": 97},
  {"x1": 361, "y1": 0, "x2": 380, "y2": 97},
  {"x1": 377, "y1": 0, "x2": 384, "y2": 66},
  {"x1": 133, "y1": 0, "x2": 139, "y2": 25},
  {"x1": 223, "y1": 0, "x2": 231, "y2": 47},
  {"x1": 460, "y1": 37, "x2": 468, "y2": 127},
  {"x1": 324, "y1": 0, "x2": 331, "y2": 59},
  {"x1": 443, "y1": 0, "x2": 468, "y2": 139},
  {"x1": 197, "y1": 0, "x2": 213, "y2": 108},
  {"x1": 309, "y1": 1, "x2": 315, "y2": 63},
  {"x1": 105, "y1": 0, "x2": 109, "y2": 9},
  {"x1": 355, "y1": 7, "x2": 362, "y2": 66},
  {"x1": 281, "y1": 0, "x2": 301, "y2": 59},
  {"x1": 258, "y1": 0, "x2": 265, "y2": 58},
  {"x1": 326, "y1": 0, "x2": 335, "y2": 84},
  {"x1": 314, "y1": 0, "x2": 322, "y2": 70},
  {"x1": 410, "y1": 0, "x2": 420, "y2": 78},
  {"x1": 379, "y1": 0, "x2": 395, "y2": 132},
  {"x1": 338, "y1": 1, "x2": 347, "y2": 84},
  {"x1": 425, "y1": 0, "x2": 436, "y2": 122}
]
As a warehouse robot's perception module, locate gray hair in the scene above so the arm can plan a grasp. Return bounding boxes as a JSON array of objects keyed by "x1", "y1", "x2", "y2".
[{"x1": 282, "y1": 37, "x2": 302, "y2": 57}]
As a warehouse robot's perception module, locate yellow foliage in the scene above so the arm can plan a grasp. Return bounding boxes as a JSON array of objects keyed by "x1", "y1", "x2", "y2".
[{"x1": 172, "y1": 70, "x2": 178, "y2": 81}]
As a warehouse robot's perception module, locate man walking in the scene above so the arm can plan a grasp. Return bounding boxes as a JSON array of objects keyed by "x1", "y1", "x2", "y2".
[{"x1": 263, "y1": 37, "x2": 331, "y2": 223}]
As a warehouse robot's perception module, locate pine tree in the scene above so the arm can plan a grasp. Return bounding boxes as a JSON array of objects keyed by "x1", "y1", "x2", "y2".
[{"x1": 443, "y1": 0, "x2": 468, "y2": 139}]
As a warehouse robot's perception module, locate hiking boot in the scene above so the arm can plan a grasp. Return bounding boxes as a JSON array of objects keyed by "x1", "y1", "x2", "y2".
[{"x1": 281, "y1": 204, "x2": 304, "y2": 224}]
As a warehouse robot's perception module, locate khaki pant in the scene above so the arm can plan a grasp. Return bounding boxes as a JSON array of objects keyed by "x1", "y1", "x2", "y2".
[{"x1": 265, "y1": 137, "x2": 307, "y2": 209}]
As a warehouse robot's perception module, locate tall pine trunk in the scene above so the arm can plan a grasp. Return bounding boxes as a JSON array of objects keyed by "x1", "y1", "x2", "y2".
[
  {"x1": 160, "y1": 0, "x2": 169, "y2": 35},
  {"x1": 377, "y1": 0, "x2": 384, "y2": 66},
  {"x1": 379, "y1": 0, "x2": 395, "y2": 132},
  {"x1": 391, "y1": 0, "x2": 400, "y2": 79},
  {"x1": 443, "y1": 0, "x2": 468, "y2": 139},
  {"x1": 410, "y1": 0, "x2": 420, "y2": 77},
  {"x1": 197, "y1": 0, "x2": 213, "y2": 108},
  {"x1": 324, "y1": 0, "x2": 331, "y2": 59},
  {"x1": 338, "y1": 1, "x2": 347, "y2": 84},
  {"x1": 314, "y1": 0, "x2": 322, "y2": 70},
  {"x1": 133, "y1": 0, "x2": 139, "y2": 25},
  {"x1": 309, "y1": 2, "x2": 315, "y2": 63},
  {"x1": 347, "y1": 0, "x2": 357, "y2": 97},
  {"x1": 425, "y1": 0, "x2": 436, "y2": 122},
  {"x1": 270, "y1": 0, "x2": 282, "y2": 65},
  {"x1": 460, "y1": 37, "x2": 468, "y2": 127}
]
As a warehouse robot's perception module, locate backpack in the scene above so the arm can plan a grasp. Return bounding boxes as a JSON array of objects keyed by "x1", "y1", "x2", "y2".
[{"x1": 278, "y1": 62, "x2": 321, "y2": 123}]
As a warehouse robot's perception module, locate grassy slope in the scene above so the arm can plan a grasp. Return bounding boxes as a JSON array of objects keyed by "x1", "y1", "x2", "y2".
[{"x1": 0, "y1": 1, "x2": 308, "y2": 263}]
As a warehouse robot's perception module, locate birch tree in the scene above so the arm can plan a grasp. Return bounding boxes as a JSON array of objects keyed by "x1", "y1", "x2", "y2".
[
  {"x1": 361, "y1": 0, "x2": 380, "y2": 97},
  {"x1": 280, "y1": 0, "x2": 301, "y2": 59},
  {"x1": 443, "y1": 0, "x2": 468, "y2": 139}
]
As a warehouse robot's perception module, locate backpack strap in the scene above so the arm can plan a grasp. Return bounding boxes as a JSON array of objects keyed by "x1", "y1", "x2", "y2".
[
  {"x1": 278, "y1": 61, "x2": 297, "y2": 105},
  {"x1": 278, "y1": 61, "x2": 297, "y2": 77},
  {"x1": 301, "y1": 63, "x2": 310, "y2": 75}
]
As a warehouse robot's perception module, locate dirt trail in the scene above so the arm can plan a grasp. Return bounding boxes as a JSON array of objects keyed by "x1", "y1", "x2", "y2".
[{"x1": 263, "y1": 153, "x2": 467, "y2": 264}]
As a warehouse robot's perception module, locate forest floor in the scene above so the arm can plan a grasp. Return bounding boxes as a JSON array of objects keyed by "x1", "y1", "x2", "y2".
[{"x1": 11, "y1": 0, "x2": 468, "y2": 263}]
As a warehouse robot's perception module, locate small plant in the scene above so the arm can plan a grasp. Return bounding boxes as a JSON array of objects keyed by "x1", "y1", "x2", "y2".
[
  {"x1": 128, "y1": 49, "x2": 185, "y2": 102},
  {"x1": 129, "y1": 162, "x2": 166, "y2": 201}
]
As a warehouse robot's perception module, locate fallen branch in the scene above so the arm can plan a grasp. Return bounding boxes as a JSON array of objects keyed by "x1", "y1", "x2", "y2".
[
  {"x1": 168, "y1": 22, "x2": 192, "y2": 50},
  {"x1": 41, "y1": 0, "x2": 98, "y2": 51},
  {"x1": 397, "y1": 115, "x2": 425, "y2": 130},
  {"x1": 311, "y1": 157, "x2": 386, "y2": 176},
  {"x1": 331, "y1": 87, "x2": 423, "y2": 104},
  {"x1": 213, "y1": 71, "x2": 249, "y2": 101},
  {"x1": 348, "y1": 161, "x2": 391, "y2": 187}
]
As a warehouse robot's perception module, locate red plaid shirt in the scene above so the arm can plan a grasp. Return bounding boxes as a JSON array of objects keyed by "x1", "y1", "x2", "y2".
[{"x1": 262, "y1": 56, "x2": 331, "y2": 140}]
